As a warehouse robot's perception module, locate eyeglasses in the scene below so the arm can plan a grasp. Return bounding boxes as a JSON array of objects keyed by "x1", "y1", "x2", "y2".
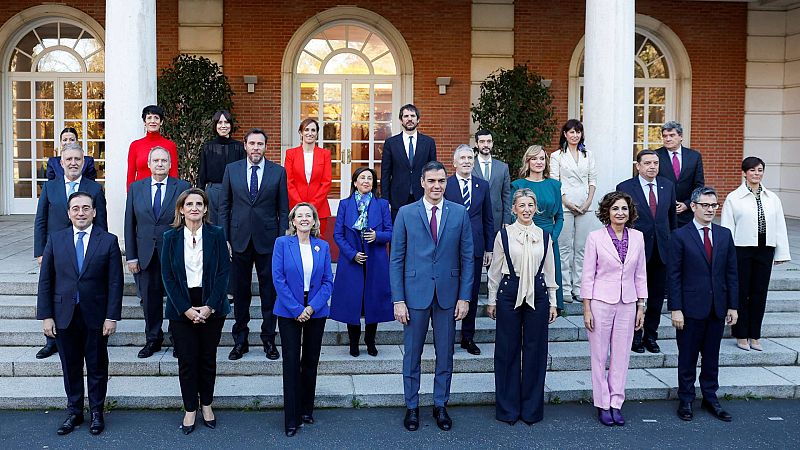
[{"x1": 693, "y1": 202, "x2": 720, "y2": 210}]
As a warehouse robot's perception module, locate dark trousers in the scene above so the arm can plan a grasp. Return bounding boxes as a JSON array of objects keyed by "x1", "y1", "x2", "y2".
[
  {"x1": 732, "y1": 240, "x2": 775, "y2": 340},
  {"x1": 55, "y1": 307, "x2": 109, "y2": 415},
  {"x1": 347, "y1": 323, "x2": 377, "y2": 346},
  {"x1": 171, "y1": 315, "x2": 225, "y2": 412},
  {"x1": 278, "y1": 316, "x2": 326, "y2": 429},
  {"x1": 231, "y1": 240, "x2": 277, "y2": 345},
  {"x1": 139, "y1": 250, "x2": 165, "y2": 343},
  {"x1": 494, "y1": 295, "x2": 549, "y2": 423},
  {"x1": 634, "y1": 245, "x2": 667, "y2": 343},
  {"x1": 676, "y1": 314, "x2": 725, "y2": 404},
  {"x1": 460, "y1": 256, "x2": 483, "y2": 342}
]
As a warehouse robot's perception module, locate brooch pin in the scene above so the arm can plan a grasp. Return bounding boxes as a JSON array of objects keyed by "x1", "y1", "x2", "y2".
[{"x1": 314, "y1": 245, "x2": 320, "y2": 252}]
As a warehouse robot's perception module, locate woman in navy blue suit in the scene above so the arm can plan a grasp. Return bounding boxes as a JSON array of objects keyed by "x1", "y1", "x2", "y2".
[
  {"x1": 161, "y1": 188, "x2": 231, "y2": 434},
  {"x1": 330, "y1": 167, "x2": 393, "y2": 357},
  {"x1": 272, "y1": 202, "x2": 333, "y2": 437}
]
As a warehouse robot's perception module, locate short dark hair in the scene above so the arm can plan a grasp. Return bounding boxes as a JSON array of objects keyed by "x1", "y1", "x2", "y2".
[
  {"x1": 690, "y1": 186, "x2": 717, "y2": 204},
  {"x1": 350, "y1": 167, "x2": 379, "y2": 197},
  {"x1": 741, "y1": 156, "x2": 765, "y2": 172},
  {"x1": 68, "y1": 191, "x2": 95, "y2": 208},
  {"x1": 298, "y1": 118, "x2": 319, "y2": 134},
  {"x1": 661, "y1": 121, "x2": 683, "y2": 136},
  {"x1": 141, "y1": 105, "x2": 165, "y2": 121},
  {"x1": 243, "y1": 128, "x2": 268, "y2": 143},
  {"x1": 60, "y1": 127, "x2": 79, "y2": 140},
  {"x1": 558, "y1": 119, "x2": 585, "y2": 151},
  {"x1": 421, "y1": 160, "x2": 446, "y2": 179},
  {"x1": 595, "y1": 191, "x2": 637, "y2": 227},
  {"x1": 475, "y1": 129, "x2": 492, "y2": 142},
  {"x1": 212, "y1": 110, "x2": 234, "y2": 136},
  {"x1": 636, "y1": 149, "x2": 658, "y2": 163},
  {"x1": 399, "y1": 104, "x2": 420, "y2": 120}
]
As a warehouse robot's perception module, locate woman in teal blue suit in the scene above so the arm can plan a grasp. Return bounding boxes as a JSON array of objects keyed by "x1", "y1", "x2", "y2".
[{"x1": 511, "y1": 145, "x2": 565, "y2": 311}]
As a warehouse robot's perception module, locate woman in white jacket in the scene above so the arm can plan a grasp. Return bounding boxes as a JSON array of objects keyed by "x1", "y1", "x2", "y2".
[{"x1": 721, "y1": 157, "x2": 791, "y2": 352}]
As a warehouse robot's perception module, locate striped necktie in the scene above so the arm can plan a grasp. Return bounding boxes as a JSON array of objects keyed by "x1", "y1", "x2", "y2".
[{"x1": 462, "y1": 178, "x2": 471, "y2": 210}]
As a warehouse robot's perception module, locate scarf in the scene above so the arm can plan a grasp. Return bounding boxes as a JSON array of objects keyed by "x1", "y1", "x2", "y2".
[
  {"x1": 353, "y1": 192, "x2": 372, "y2": 231},
  {"x1": 512, "y1": 222, "x2": 541, "y2": 309}
]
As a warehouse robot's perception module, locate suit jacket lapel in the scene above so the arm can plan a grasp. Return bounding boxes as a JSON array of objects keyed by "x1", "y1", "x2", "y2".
[
  {"x1": 438, "y1": 202, "x2": 451, "y2": 245},
  {"x1": 656, "y1": 181, "x2": 669, "y2": 218},
  {"x1": 628, "y1": 180, "x2": 649, "y2": 218},
  {"x1": 416, "y1": 201, "x2": 434, "y2": 243},
  {"x1": 65, "y1": 231, "x2": 80, "y2": 276},
  {"x1": 173, "y1": 231, "x2": 187, "y2": 285},
  {"x1": 254, "y1": 162, "x2": 269, "y2": 203},
  {"x1": 288, "y1": 237, "x2": 303, "y2": 278},
  {"x1": 158, "y1": 178, "x2": 179, "y2": 221},
  {"x1": 55, "y1": 180, "x2": 69, "y2": 215},
  {"x1": 79, "y1": 227, "x2": 102, "y2": 278},
  {"x1": 687, "y1": 225, "x2": 711, "y2": 266},
  {"x1": 310, "y1": 237, "x2": 321, "y2": 287},
  {"x1": 599, "y1": 232, "x2": 622, "y2": 264},
  {"x1": 201, "y1": 225, "x2": 214, "y2": 288}
]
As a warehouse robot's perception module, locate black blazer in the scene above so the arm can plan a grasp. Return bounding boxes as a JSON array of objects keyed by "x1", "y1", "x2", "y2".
[
  {"x1": 656, "y1": 146, "x2": 704, "y2": 225},
  {"x1": 124, "y1": 177, "x2": 191, "y2": 269},
  {"x1": 380, "y1": 132, "x2": 437, "y2": 211},
  {"x1": 444, "y1": 175, "x2": 494, "y2": 254},
  {"x1": 219, "y1": 159, "x2": 289, "y2": 254},
  {"x1": 616, "y1": 176, "x2": 677, "y2": 263},
  {"x1": 34, "y1": 177, "x2": 108, "y2": 257},
  {"x1": 667, "y1": 222, "x2": 738, "y2": 320},
  {"x1": 36, "y1": 226, "x2": 123, "y2": 329},
  {"x1": 161, "y1": 224, "x2": 231, "y2": 321},
  {"x1": 46, "y1": 156, "x2": 97, "y2": 181}
]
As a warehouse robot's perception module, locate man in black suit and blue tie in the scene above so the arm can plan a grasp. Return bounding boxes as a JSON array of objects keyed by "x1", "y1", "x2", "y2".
[
  {"x1": 445, "y1": 144, "x2": 493, "y2": 355},
  {"x1": 125, "y1": 146, "x2": 190, "y2": 358},
  {"x1": 656, "y1": 121, "x2": 704, "y2": 226},
  {"x1": 616, "y1": 149, "x2": 677, "y2": 354},
  {"x1": 668, "y1": 186, "x2": 738, "y2": 423},
  {"x1": 37, "y1": 191, "x2": 123, "y2": 436},
  {"x1": 380, "y1": 104, "x2": 437, "y2": 220},
  {"x1": 33, "y1": 143, "x2": 107, "y2": 360},
  {"x1": 220, "y1": 128, "x2": 289, "y2": 361}
]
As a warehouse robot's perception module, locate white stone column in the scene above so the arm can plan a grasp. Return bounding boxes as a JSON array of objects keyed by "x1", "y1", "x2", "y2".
[
  {"x1": 104, "y1": 0, "x2": 157, "y2": 244},
  {"x1": 582, "y1": 0, "x2": 635, "y2": 199}
]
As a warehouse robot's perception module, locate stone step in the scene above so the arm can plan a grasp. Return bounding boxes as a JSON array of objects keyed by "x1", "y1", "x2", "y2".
[
  {"x1": 3, "y1": 338, "x2": 798, "y2": 378},
  {"x1": 1, "y1": 365, "x2": 798, "y2": 409}
]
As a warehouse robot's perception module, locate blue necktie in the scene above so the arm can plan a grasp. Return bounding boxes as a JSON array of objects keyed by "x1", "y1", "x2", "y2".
[
  {"x1": 408, "y1": 136, "x2": 415, "y2": 194},
  {"x1": 152, "y1": 182, "x2": 163, "y2": 218},
  {"x1": 68, "y1": 181, "x2": 78, "y2": 195},
  {"x1": 250, "y1": 166, "x2": 259, "y2": 201},
  {"x1": 75, "y1": 231, "x2": 86, "y2": 303},
  {"x1": 462, "y1": 178, "x2": 471, "y2": 210}
]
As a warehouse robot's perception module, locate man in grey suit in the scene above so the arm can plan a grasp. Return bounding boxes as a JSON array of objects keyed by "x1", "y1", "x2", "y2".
[
  {"x1": 471, "y1": 129, "x2": 511, "y2": 235},
  {"x1": 391, "y1": 161, "x2": 474, "y2": 432},
  {"x1": 125, "y1": 147, "x2": 190, "y2": 358}
]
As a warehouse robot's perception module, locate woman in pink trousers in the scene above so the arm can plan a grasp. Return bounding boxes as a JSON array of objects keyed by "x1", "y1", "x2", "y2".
[{"x1": 581, "y1": 191, "x2": 647, "y2": 426}]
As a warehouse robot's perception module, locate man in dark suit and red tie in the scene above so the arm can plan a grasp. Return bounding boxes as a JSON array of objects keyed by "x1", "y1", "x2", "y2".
[
  {"x1": 37, "y1": 192, "x2": 123, "y2": 436},
  {"x1": 445, "y1": 144, "x2": 493, "y2": 355},
  {"x1": 668, "y1": 186, "x2": 738, "y2": 423},
  {"x1": 656, "y1": 121, "x2": 704, "y2": 226},
  {"x1": 616, "y1": 149, "x2": 677, "y2": 354},
  {"x1": 380, "y1": 104, "x2": 437, "y2": 220}
]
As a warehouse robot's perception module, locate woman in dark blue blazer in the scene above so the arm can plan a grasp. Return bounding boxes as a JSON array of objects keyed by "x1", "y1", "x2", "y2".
[
  {"x1": 330, "y1": 167, "x2": 393, "y2": 357},
  {"x1": 161, "y1": 188, "x2": 230, "y2": 435},
  {"x1": 272, "y1": 202, "x2": 333, "y2": 437}
]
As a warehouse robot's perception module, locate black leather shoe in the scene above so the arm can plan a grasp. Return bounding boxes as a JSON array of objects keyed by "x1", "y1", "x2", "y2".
[
  {"x1": 285, "y1": 427, "x2": 298, "y2": 437},
  {"x1": 56, "y1": 413, "x2": 84, "y2": 435},
  {"x1": 433, "y1": 406, "x2": 452, "y2": 431},
  {"x1": 631, "y1": 339, "x2": 645, "y2": 353},
  {"x1": 461, "y1": 340, "x2": 481, "y2": 355},
  {"x1": 228, "y1": 343, "x2": 249, "y2": 360},
  {"x1": 677, "y1": 402, "x2": 693, "y2": 421},
  {"x1": 644, "y1": 339, "x2": 661, "y2": 353},
  {"x1": 403, "y1": 407, "x2": 419, "y2": 431},
  {"x1": 349, "y1": 344, "x2": 360, "y2": 357},
  {"x1": 89, "y1": 412, "x2": 105, "y2": 435},
  {"x1": 36, "y1": 343, "x2": 58, "y2": 359},
  {"x1": 301, "y1": 414, "x2": 314, "y2": 424},
  {"x1": 264, "y1": 341, "x2": 280, "y2": 360},
  {"x1": 138, "y1": 341, "x2": 162, "y2": 359},
  {"x1": 702, "y1": 399, "x2": 732, "y2": 422},
  {"x1": 366, "y1": 343, "x2": 378, "y2": 357}
]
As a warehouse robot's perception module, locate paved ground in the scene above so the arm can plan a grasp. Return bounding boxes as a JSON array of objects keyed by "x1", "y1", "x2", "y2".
[{"x1": 1, "y1": 400, "x2": 798, "y2": 449}]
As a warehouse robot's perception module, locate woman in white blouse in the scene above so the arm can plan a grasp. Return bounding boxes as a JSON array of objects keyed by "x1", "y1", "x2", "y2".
[
  {"x1": 550, "y1": 119, "x2": 598, "y2": 303},
  {"x1": 721, "y1": 157, "x2": 791, "y2": 352},
  {"x1": 486, "y1": 188, "x2": 558, "y2": 425}
]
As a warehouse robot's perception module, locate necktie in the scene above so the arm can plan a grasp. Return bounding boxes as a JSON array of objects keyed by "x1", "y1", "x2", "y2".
[
  {"x1": 671, "y1": 152, "x2": 681, "y2": 181},
  {"x1": 408, "y1": 136, "x2": 415, "y2": 195},
  {"x1": 483, "y1": 161, "x2": 491, "y2": 181},
  {"x1": 430, "y1": 205, "x2": 438, "y2": 245},
  {"x1": 68, "y1": 181, "x2": 78, "y2": 195},
  {"x1": 462, "y1": 178, "x2": 471, "y2": 210},
  {"x1": 152, "y1": 182, "x2": 163, "y2": 218},
  {"x1": 75, "y1": 231, "x2": 86, "y2": 303},
  {"x1": 250, "y1": 166, "x2": 259, "y2": 201},
  {"x1": 703, "y1": 226, "x2": 712, "y2": 262},
  {"x1": 648, "y1": 183, "x2": 657, "y2": 217}
]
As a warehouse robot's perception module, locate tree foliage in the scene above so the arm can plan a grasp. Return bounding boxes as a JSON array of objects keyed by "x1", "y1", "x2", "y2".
[
  {"x1": 471, "y1": 64, "x2": 557, "y2": 177},
  {"x1": 157, "y1": 54, "x2": 235, "y2": 184}
]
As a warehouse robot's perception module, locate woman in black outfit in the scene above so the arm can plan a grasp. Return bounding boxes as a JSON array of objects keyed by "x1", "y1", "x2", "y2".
[{"x1": 197, "y1": 110, "x2": 246, "y2": 224}]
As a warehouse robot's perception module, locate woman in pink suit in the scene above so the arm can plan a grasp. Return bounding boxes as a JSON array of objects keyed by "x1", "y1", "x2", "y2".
[
  {"x1": 285, "y1": 119, "x2": 332, "y2": 236},
  {"x1": 581, "y1": 191, "x2": 647, "y2": 427}
]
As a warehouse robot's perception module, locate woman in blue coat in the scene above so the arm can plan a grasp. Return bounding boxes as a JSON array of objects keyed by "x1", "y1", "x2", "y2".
[{"x1": 330, "y1": 167, "x2": 393, "y2": 357}]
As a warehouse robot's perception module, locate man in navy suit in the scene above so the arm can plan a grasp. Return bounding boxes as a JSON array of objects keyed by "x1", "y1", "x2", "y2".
[
  {"x1": 380, "y1": 104, "x2": 437, "y2": 220},
  {"x1": 617, "y1": 149, "x2": 677, "y2": 354},
  {"x1": 444, "y1": 144, "x2": 493, "y2": 355},
  {"x1": 656, "y1": 121, "x2": 704, "y2": 226},
  {"x1": 37, "y1": 192, "x2": 123, "y2": 436},
  {"x1": 33, "y1": 143, "x2": 107, "y2": 359},
  {"x1": 391, "y1": 161, "x2": 474, "y2": 432},
  {"x1": 220, "y1": 128, "x2": 289, "y2": 361},
  {"x1": 125, "y1": 147, "x2": 190, "y2": 358},
  {"x1": 668, "y1": 186, "x2": 738, "y2": 423}
]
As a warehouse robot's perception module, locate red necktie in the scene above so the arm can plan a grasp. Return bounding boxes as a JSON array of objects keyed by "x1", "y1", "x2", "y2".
[
  {"x1": 648, "y1": 183, "x2": 657, "y2": 217},
  {"x1": 671, "y1": 152, "x2": 681, "y2": 180},
  {"x1": 703, "y1": 226, "x2": 712, "y2": 262},
  {"x1": 430, "y1": 205, "x2": 438, "y2": 245}
]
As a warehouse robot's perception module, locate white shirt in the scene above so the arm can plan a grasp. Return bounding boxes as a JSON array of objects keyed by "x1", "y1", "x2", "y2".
[
  {"x1": 401, "y1": 130, "x2": 419, "y2": 161},
  {"x1": 693, "y1": 219, "x2": 712, "y2": 245},
  {"x1": 151, "y1": 177, "x2": 168, "y2": 208},
  {"x1": 299, "y1": 241, "x2": 314, "y2": 291},
  {"x1": 184, "y1": 226, "x2": 203, "y2": 288},
  {"x1": 64, "y1": 176, "x2": 82, "y2": 198},
  {"x1": 422, "y1": 197, "x2": 443, "y2": 241},
  {"x1": 721, "y1": 183, "x2": 791, "y2": 261},
  {"x1": 477, "y1": 155, "x2": 492, "y2": 180},
  {"x1": 639, "y1": 175, "x2": 658, "y2": 203},
  {"x1": 73, "y1": 224, "x2": 92, "y2": 259},
  {"x1": 303, "y1": 151, "x2": 314, "y2": 183},
  {"x1": 245, "y1": 158, "x2": 265, "y2": 189},
  {"x1": 455, "y1": 174, "x2": 472, "y2": 206}
]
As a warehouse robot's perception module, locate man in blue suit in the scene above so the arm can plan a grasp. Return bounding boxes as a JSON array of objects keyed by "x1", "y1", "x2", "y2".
[
  {"x1": 380, "y1": 104, "x2": 437, "y2": 220},
  {"x1": 33, "y1": 143, "x2": 107, "y2": 359},
  {"x1": 668, "y1": 186, "x2": 738, "y2": 423},
  {"x1": 617, "y1": 149, "x2": 677, "y2": 354},
  {"x1": 444, "y1": 144, "x2": 493, "y2": 356},
  {"x1": 125, "y1": 147, "x2": 190, "y2": 358},
  {"x1": 37, "y1": 192, "x2": 123, "y2": 436},
  {"x1": 220, "y1": 128, "x2": 289, "y2": 361},
  {"x1": 656, "y1": 121, "x2": 704, "y2": 226},
  {"x1": 391, "y1": 160, "x2": 474, "y2": 432}
]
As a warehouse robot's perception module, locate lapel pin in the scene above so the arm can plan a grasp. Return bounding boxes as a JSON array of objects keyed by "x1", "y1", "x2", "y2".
[{"x1": 314, "y1": 245, "x2": 320, "y2": 252}]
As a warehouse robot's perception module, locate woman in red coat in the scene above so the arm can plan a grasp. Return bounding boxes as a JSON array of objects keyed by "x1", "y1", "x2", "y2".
[
  {"x1": 285, "y1": 118, "x2": 332, "y2": 236},
  {"x1": 127, "y1": 105, "x2": 179, "y2": 189}
]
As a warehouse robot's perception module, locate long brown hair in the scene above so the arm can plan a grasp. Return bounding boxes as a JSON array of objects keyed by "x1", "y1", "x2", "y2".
[
  {"x1": 518, "y1": 145, "x2": 550, "y2": 179},
  {"x1": 171, "y1": 188, "x2": 210, "y2": 229}
]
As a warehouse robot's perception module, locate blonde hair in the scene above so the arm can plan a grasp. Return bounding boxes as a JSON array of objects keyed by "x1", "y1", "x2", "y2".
[
  {"x1": 287, "y1": 202, "x2": 321, "y2": 237},
  {"x1": 518, "y1": 145, "x2": 550, "y2": 179}
]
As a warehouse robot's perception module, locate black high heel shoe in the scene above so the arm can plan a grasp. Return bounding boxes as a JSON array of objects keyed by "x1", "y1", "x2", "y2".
[
  {"x1": 201, "y1": 407, "x2": 216, "y2": 429},
  {"x1": 366, "y1": 343, "x2": 378, "y2": 357},
  {"x1": 181, "y1": 412, "x2": 197, "y2": 434},
  {"x1": 285, "y1": 426, "x2": 298, "y2": 437}
]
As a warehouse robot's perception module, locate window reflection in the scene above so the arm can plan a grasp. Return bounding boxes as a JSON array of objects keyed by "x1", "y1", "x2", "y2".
[{"x1": 296, "y1": 24, "x2": 397, "y2": 75}]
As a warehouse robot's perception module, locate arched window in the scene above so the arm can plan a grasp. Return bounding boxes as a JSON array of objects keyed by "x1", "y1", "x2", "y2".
[{"x1": 5, "y1": 18, "x2": 105, "y2": 213}]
